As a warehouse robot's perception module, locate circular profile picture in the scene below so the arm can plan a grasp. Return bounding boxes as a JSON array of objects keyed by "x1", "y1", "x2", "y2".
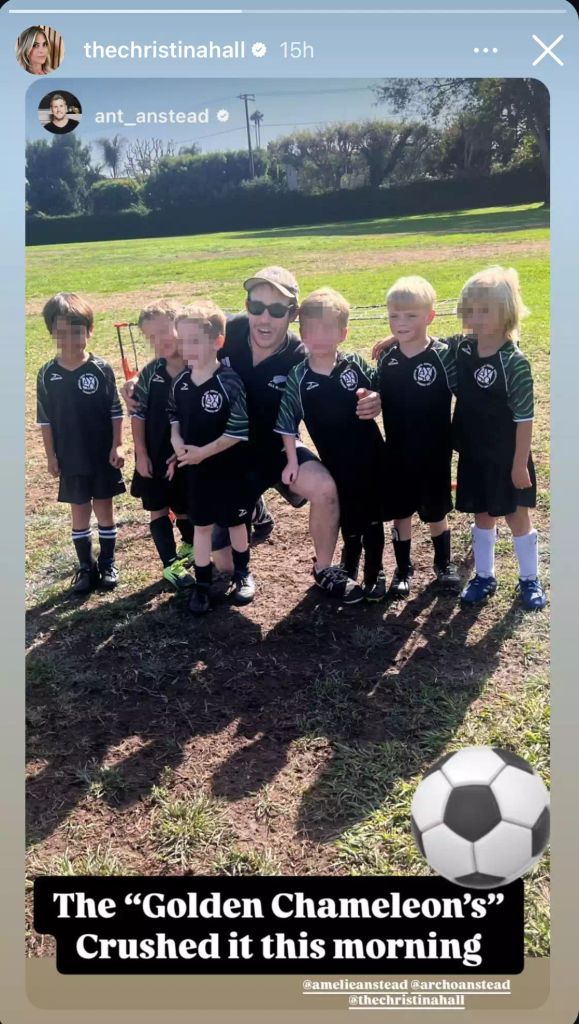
[
  {"x1": 38, "y1": 92, "x2": 82, "y2": 136},
  {"x1": 15, "y1": 25, "x2": 64, "y2": 76}
]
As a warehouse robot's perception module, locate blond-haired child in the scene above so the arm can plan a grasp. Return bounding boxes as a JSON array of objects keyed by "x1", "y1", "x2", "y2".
[
  {"x1": 451, "y1": 266, "x2": 546, "y2": 610},
  {"x1": 376, "y1": 275, "x2": 459, "y2": 598},
  {"x1": 169, "y1": 301, "x2": 253, "y2": 614},
  {"x1": 276, "y1": 287, "x2": 385, "y2": 601}
]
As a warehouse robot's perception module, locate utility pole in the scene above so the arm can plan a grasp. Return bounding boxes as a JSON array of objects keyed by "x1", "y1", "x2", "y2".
[{"x1": 238, "y1": 93, "x2": 255, "y2": 178}]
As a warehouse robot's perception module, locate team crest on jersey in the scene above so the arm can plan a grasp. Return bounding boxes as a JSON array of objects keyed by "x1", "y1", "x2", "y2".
[
  {"x1": 78, "y1": 373, "x2": 99, "y2": 394},
  {"x1": 202, "y1": 390, "x2": 223, "y2": 413},
  {"x1": 268, "y1": 375, "x2": 287, "y2": 391},
  {"x1": 474, "y1": 365, "x2": 497, "y2": 389},
  {"x1": 340, "y1": 367, "x2": 358, "y2": 391},
  {"x1": 413, "y1": 362, "x2": 437, "y2": 387}
]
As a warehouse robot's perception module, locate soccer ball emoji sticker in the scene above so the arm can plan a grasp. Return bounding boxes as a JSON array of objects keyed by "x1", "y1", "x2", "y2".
[{"x1": 411, "y1": 747, "x2": 549, "y2": 888}]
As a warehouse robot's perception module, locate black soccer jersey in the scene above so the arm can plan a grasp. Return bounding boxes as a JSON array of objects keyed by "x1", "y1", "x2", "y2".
[
  {"x1": 36, "y1": 354, "x2": 123, "y2": 476},
  {"x1": 168, "y1": 364, "x2": 248, "y2": 446},
  {"x1": 131, "y1": 357, "x2": 179, "y2": 476},
  {"x1": 168, "y1": 364, "x2": 250, "y2": 528},
  {"x1": 448, "y1": 335, "x2": 534, "y2": 464},
  {"x1": 219, "y1": 314, "x2": 306, "y2": 470},
  {"x1": 377, "y1": 338, "x2": 456, "y2": 462},
  {"x1": 275, "y1": 353, "x2": 385, "y2": 529}
]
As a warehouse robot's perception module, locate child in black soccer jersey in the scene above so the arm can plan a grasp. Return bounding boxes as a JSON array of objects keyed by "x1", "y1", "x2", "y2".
[
  {"x1": 276, "y1": 287, "x2": 385, "y2": 602},
  {"x1": 169, "y1": 301, "x2": 254, "y2": 615},
  {"x1": 450, "y1": 266, "x2": 547, "y2": 611},
  {"x1": 130, "y1": 303, "x2": 195, "y2": 592},
  {"x1": 36, "y1": 293, "x2": 125, "y2": 594},
  {"x1": 376, "y1": 276, "x2": 460, "y2": 599}
]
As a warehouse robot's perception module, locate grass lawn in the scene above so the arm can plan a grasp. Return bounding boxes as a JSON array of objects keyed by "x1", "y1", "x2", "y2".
[{"x1": 25, "y1": 203, "x2": 550, "y2": 958}]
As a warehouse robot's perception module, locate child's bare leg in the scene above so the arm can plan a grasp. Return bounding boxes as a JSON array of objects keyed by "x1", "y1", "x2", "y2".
[
  {"x1": 428, "y1": 516, "x2": 449, "y2": 538},
  {"x1": 505, "y1": 506, "x2": 532, "y2": 538},
  {"x1": 393, "y1": 516, "x2": 412, "y2": 542},
  {"x1": 70, "y1": 502, "x2": 93, "y2": 566},
  {"x1": 194, "y1": 525, "x2": 213, "y2": 568},
  {"x1": 149, "y1": 506, "x2": 178, "y2": 569},
  {"x1": 92, "y1": 498, "x2": 117, "y2": 570},
  {"x1": 229, "y1": 523, "x2": 250, "y2": 554}
]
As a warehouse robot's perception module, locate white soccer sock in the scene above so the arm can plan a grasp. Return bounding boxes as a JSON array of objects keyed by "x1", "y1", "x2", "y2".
[
  {"x1": 513, "y1": 529, "x2": 538, "y2": 581},
  {"x1": 472, "y1": 524, "x2": 497, "y2": 579}
]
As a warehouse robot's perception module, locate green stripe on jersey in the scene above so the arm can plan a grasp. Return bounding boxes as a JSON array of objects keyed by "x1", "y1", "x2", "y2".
[{"x1": 500, "y1": 344, "x2": 534, "y2": 421}]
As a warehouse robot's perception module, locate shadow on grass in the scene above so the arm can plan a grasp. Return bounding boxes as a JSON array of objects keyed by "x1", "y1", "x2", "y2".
[
  {"x1": 27, "y1": 568, "x2": 522, "y2": 858},
  {"x1": 232, "y1": 206, "x2": 549, "y2": 244}
]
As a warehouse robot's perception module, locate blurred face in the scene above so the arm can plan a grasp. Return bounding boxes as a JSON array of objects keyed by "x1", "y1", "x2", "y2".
[
  {"x1": 300, "y1": 311, "x2": 347, "y2": 357},
  {"x1": 461, "y1": 297, "x2": 504, "y2": 339},
  {"x1": 177, "y1": 320, "x2": 220, "y2": 367},
  {"x1": 52, "y1": 316, "x2": 89, "y2": 359},
  {"x1": 50, "y1": 97, "x2": 68, "y2": 122},
  {"x1": 388, "y1": 303, "x2": 435, "y2": 344},
  {"x1": 246, "y1": 283, "x2": 296, "y2": 353},
  {"x1": 140, "y1": 314, "x2": 179, "y2": 360},
  {"x1": 28, "y1": 32, "x2": 48, "y2": 69}
]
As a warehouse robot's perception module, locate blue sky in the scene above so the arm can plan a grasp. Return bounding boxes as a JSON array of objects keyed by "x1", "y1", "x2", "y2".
[{"x1": 27, "y1": 78, "x2": 398, "y2": 161}]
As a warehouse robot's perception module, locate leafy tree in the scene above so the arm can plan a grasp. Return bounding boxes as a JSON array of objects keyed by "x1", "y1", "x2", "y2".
[
  {"x1": 26, "y1": 136, "x2": 100, "y2": 215},
  {"x1": 95, "y1": 134, "x2": 126, "y2": 178},
  {"x1": 89, "y1": 179, "x2": 142, "y2": 214},
  {"x1": 374, "y1": 78, "x2": 549, "y2": 195}
]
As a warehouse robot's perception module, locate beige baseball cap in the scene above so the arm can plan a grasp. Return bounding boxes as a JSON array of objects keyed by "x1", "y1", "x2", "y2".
[{"x1": 243, "y1": 265, "x2": 299, "y2": 301}]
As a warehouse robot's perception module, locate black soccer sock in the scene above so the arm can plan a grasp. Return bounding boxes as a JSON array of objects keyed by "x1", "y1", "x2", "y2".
[
  {"x1": 72, "y1": 528, "x2": 93, "y2": 567},
  {"x1": 175, "y1": 516, "x2": 194, "y2": 545},
  {"x1": 97, "y1": 524, "x2": 117, "y2": 568},
  {"x1": 150, "y1": 515, "x2": 178, "y2": 568},
  {"x1": 194, "y1": 562, "x2": 213, "y2": 588},
  {"x1": 363, "y1": 522, "x2": 385, "y2": 586},
  {"x1": 432, "y1": 529, "x2": 451, "y2": 569},
  {"x1": 341, "y1": 532, "x2": 363, "y2": 579},
  {"x1": 232, "y1": 547, "x2": 250, "y2": 575},
  {"x1": 392, "y1": 527, "x2": 411, "y2": 577}
]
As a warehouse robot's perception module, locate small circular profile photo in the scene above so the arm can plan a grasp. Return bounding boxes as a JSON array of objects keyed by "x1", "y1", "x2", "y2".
[
  {"x1": 15, "y1": 25, "x2": 64, "y2": 76},
  {"x1": 38, "y1": 92, "x2": 82, "y2": 136}
]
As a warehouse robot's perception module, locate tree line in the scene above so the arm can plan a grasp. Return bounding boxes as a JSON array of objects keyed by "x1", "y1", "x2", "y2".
[{"x1": 26, "y1": 79, "x2": 549, "y2": 217}]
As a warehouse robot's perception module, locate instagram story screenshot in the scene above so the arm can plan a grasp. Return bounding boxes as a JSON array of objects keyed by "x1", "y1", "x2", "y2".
[{"x1": 0, "y1": 0, "x2": 578, "y2": 1021}]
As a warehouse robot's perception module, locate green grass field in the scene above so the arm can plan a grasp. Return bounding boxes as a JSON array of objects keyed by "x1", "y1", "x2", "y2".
[{"x1": 25, "y1": 203, "x2": 550, "y2": 957}]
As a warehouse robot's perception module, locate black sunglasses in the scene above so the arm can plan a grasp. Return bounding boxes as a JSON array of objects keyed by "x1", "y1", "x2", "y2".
[{"x1": 247, "y1": 299, "x2": 296, "y2": 319}]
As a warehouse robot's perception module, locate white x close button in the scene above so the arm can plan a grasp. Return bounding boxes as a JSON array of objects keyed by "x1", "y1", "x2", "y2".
[{"x1": 532, "y1": 34, "x2": 564, "y2": 66}]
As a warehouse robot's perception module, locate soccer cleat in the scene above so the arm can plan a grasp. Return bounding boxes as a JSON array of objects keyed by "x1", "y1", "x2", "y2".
[
  {"x1": 175, "y1": 540, "x2": 194, "y2": 564},
  {"x1": 434, "y1": 561, "x2": 461, "y2": 591},
  {"x1": 189, "y1": 584, "x2": 211, "y2": 615},
  {"x1": 163, "y1": 560, "x2": 194, "y2": 590},
  {"x1": 71, "y1": 562, "x2": 100, "y2": 595},
  {"x1": 363, "y1": 571, "x2": 386, "y2": 602},
  {"x1": 232, "y1": 571, "x2": 256, "y2": 605},
  {"x1": 460, "y1": 574, "x2": 497, "y2": 606},
  {"x1": 251, "y1": 498, "x2": 275, "y2": 542},
  {"x1": 388, "y1": 565, "x2": 414, "y2": 600},
  {"x1": 313, "y1": 563, "x2": 365, "y2": 605},
  {"x1": 99, "y1": 562, "x2": 119, "y2": 590},
  {"x1": 516, "y1": 577, "x2": 547, "y2": 611}
]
